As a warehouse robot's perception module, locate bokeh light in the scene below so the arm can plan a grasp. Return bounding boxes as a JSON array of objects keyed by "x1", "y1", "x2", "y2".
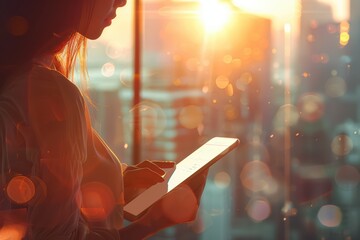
[
  {"x1": 179, "y1": 105, "x2": 204, "y2": 129},
  {"x1": 317, "y1": 205, "x2": 342, "y2": 228},
  {"x1": 0, "y1": 223, "x2": 27, "y2": 240},
  {"x1": 246, "y1": 198, "x2": 272, "y2": 222},
  {"x1": 214, "y1": 171, "x2": 231, "y2": 188},
  {"x1": 226, "y1": 83, "x2": 234, "y2": 97},
  {"x1": 297, "y1": 93, "x2": 325, "y2": 122},
  {"x1": 127, "y1": 101, "x2": 167, "y2": 138},
  {"x1": 340, "y1": 32, "x2": 350, "y2": 46},
  {"x1": 331, "y1": 134, "x2": 353, "y2": 157},
  {"x1": 81, "y1": 182, "x2": 116, "y2": 222},
  {"x1": 6, "y1": 175, "x2": 36, "y2": 205},
  {"x1": 223, "y1": 55, "x2": 233, "y2": 64},
  {"x1": 236, "y1": 72, "x2": 253, "y2": 91},
  {"x1": 325, "y1": 76, "x2": 346, "y2": 98},
  {"x1": 101, "y1": 62, "x2": 116, "y2": 77},
  {"x1": 339, "y1": 21, "x2": 350, "y2": 46},
  {"x1": 224, "y1": 104, "x2": 239, "y2": 121},
  {"x1": 240, "y1": 160, "x2": 272, "y2": 192},
  {"x1": 105, "y1": 42, "x2": 127, "y2": 59},
  {"x1": 215, "y1": 75, "x2": 230, "y2": 89},
  {"x1": 273, "y1": 104, "x2": 300, "y2": 133}
]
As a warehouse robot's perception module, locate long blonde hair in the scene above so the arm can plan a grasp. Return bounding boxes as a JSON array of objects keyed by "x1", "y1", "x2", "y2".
[{"x1": 55, "y1": 33, "x2": 89, "y2": 92}]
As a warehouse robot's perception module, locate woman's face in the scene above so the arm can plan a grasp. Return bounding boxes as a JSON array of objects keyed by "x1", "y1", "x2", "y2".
[{"x1": 77, "y1": 0, "x2": 126, "y2": 39}]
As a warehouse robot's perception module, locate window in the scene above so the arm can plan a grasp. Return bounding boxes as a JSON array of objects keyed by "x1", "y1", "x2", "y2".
[{"x1": 87, "y1": 0, "x2": 359, "y2": 239}]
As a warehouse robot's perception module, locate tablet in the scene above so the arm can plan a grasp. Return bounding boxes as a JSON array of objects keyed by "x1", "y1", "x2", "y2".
[{"x1": 123, "y1": 137, "x2": 240, "y2": 221}]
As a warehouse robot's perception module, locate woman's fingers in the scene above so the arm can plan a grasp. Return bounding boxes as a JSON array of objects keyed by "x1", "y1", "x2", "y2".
[
  {"x1": 123, "y1": 167, "x2": 165, "y2": 203},
  {"x1": 135, "y1": 161, "x2": 165, "y2": 176},
  {"x1": 124, "y1": 168, "x2": 163, "y2": 188},
  {"x1": 135, "y1": 160, "x2": 175, "y2": 176},
  {"x1": 148, "y1": 160, "x2": 176, "y2": 169}
]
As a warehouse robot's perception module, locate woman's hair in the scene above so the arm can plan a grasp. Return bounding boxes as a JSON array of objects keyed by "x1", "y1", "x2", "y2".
[{"x1": 0, "y1": 0, "x2": 89, "y2": 84}]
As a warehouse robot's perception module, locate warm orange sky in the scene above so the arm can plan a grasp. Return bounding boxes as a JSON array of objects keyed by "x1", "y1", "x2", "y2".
[{"x1": 99, "y1": 0, "x2": 350, "y2": 47}]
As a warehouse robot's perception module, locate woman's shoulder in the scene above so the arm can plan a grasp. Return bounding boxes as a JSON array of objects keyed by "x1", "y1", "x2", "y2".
[
  {"x1": 28, "y1": 64, "x2": 82, "y2": 96},
  {"x1": 2, "y1": 64, "x2": 81, "y2": 96},
  {"x1": 1, "y1": 64, "x2": 86, "y2": 121}
]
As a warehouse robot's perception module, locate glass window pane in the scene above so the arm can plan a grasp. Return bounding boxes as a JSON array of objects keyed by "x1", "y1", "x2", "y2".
[{"x1": 87, "y1": 0, "x2": 360, "y2": 239}]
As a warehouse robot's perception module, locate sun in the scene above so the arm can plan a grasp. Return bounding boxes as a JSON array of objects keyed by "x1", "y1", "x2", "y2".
[{"x1": 199, "y1": 0, "x2": 233, "y2": 34}]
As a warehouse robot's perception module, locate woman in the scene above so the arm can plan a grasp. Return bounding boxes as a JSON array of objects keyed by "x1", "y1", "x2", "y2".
[{"x1": 0, "y1": 0, "x2": 206, "y2": 239}]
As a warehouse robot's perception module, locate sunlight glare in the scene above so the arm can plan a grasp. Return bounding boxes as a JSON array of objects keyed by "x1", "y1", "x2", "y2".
[{"x1": 199, "y1": 0, "x2": 232, "y2": 33}]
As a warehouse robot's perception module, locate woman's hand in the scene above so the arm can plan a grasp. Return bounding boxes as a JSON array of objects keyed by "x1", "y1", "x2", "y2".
[
  {"x1": 120, "y1": 166, "x2": 208, "y2": 239},
  {"x1": 136, "y1": 169, "x2": 208, "y2": 235},
  {"x1": 123, "y1": 160, "x2": 175, "y2": 203}
]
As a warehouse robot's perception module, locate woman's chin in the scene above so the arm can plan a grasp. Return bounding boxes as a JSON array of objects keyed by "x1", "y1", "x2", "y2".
[{"x1": 80, "y1": 29, "x2": 104, "y2": 40}]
